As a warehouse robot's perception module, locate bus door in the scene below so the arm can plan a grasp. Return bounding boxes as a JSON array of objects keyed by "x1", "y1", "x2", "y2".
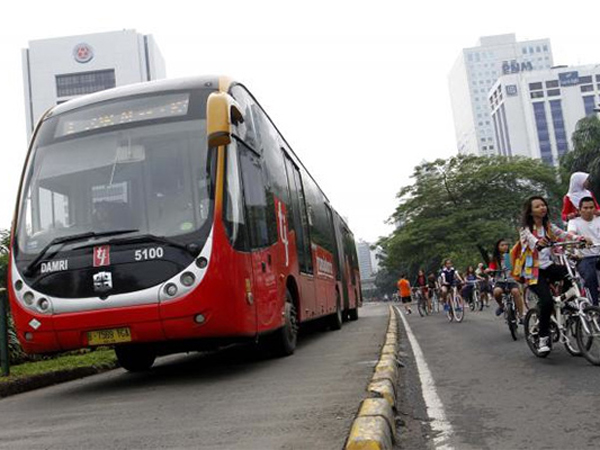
[
  {"x1": 282, "y1": 152, "x2": 315, "y2": 319},
  {"x1": 330, "y1": 211, "x2": 348, "y2": 310},
  {"x1": 237, "y1": 141, "x2": 280, "y2": 331}
]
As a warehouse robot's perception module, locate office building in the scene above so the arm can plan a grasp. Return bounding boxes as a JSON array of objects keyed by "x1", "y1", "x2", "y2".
[
  {"x1": 489, "y1": 64, "x2": 600, "y2": 165},
  {"x1": 449, "y1": 34, "x2": 554, "y2": 156},
  {"x1": 22, "y1": 30, "x2": 166, "y2": 139}
]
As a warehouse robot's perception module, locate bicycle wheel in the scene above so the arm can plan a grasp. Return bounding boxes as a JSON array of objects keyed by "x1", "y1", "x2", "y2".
[
  {"x1": 524, "y1": 307, "x2": 551, "y2": 358},
  {"x1": 446, "y1": 297, "x2": 454, "y2": 322},
  {"x1": 563, "y1": 314, "x2": 583, "y2": 357},
  {"x1": 576, "y1": 305, "x2": 600, "y2": 366},
  {"x1": 454, "y1": 294, "x2": 464, "y2": 323},
  {"x1": 505, "y1": 300, "x2": 518, "y2": 341},
  {"x1": 417, "y1": 293, "x2": 426, "y2": 317},
  {"x1": 477, "y1": 290, "x2": 484, "y2": 311}
]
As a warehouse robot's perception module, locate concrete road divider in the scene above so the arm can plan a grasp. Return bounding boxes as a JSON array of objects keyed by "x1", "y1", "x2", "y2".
[{"x1": 345, "y1": 306, "x2": 400, "y2": 450}]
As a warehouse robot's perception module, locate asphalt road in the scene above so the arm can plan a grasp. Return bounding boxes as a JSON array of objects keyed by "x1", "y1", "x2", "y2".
[
  {"x1": 0, "y1": 303, "x2": 389, "y2": 450},
  {"x1": 394, "y1": 303, "x2": 600, "y2": 450}
]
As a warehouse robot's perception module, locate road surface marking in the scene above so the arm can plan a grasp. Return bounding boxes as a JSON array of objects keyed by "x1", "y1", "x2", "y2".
[{"x1": 395, "y1": 306, "x2": 454, "y2": 450}]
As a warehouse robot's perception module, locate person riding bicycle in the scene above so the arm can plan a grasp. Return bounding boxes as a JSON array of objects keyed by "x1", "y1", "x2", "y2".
[
  {"x1": 567, "y1": 196, "x2": 600, "y2": 306},
  {"x1": 475, "y1": 262, "x2": 492, "y2": 305},
  {"x1": 516, "y1": 196, "x2": 591, "y2": 355},
  {"x1": 461, "y1": 265, "x2": 478, "y2": 307},
  {"x1": 487, "y1": 238, "x2": 525, "y2": 322},
  {"x1": 427, "y1": 272, "x2": 439, "y2": 301},
  {"x1": 440, "y1": 259, "x2": 464, "y2": 311},
  {"x1": 413, "y1": 269, "x2": 431, "y2": 311}
]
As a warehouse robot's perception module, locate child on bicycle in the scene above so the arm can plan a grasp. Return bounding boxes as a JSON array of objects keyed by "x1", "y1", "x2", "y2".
[
  {"x1": 487, "y1": 238, "x2": 525, "y2": 322},
  {"x1": 440, "y1": 259, "x2": 464, "y2": 311},
  {"x1": 461, "y1": 265, "x2": 478, "y2": 307},
  {"x1": 518, "y1": 196, "x2": 591, "y2": 355},
  {"x1": 414, "y1": 269, "x2": 431, "y2": 312}
]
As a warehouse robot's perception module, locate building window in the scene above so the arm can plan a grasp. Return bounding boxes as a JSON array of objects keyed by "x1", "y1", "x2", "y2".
[
  {"x1": 547, "y1": 89, "x2": 561, "y2": 97},
  {"x1": 529, "y1": 46, "x2": 534, "y2": 54},
  {"x1": 522, "y1": 48, "x2": 528, "y2": 54},
  {"x1": 583, "y1": 96, "x2": 597, "y2": 116},
  {"x1": 581, "y1": 85, "x2": 594, "y2": 93},
  {"x1": 533, "y1": 102, "x2": 553, "y2": 165},
  {"x1": 596, "y1": 74, "x2": 600, "y2": 82},
  {"x1": 543, "y1": 44, "x2": 548, "y2": 52},
  {"x1": 546, "y1": 80, "x2": 559, "y2": 88},
  {"x1": 55, "y1": 70, "x2": 116, "y2": 98},
  {"x1": 579, "y1": 75, "x2": 593, "y2": 83},
  {"x1": 500, "y1": 104, "x2": 512, "y2": 156},
  {"x1": 550, "y1": 100, "x2": 568, "y2": 157},
  {"x1": 529, "y1": 82, "x2": 543, "y2": 91},
  {"x1": 530, "y1": 91, "x2": 545, "y2": 99}
]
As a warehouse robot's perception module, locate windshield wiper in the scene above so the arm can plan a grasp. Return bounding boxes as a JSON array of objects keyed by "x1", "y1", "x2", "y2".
[
  {"x1": 108, "y1": 233, "x2": 199, "y2": 255},
  {"x1": 24, "y1": 229, "x2": 139, "y2": 276}
]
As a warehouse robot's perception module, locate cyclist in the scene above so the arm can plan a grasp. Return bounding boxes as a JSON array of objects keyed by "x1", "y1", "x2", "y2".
[
  {"x1": 397, "y1": 274, "x2": 412, "y2": 314},
  {"x1": 487, "y1": 238, "x2": 525, "y2": 322},
  {"x1": 413, "y1": 269, "x2": 430, "y2": 312},
  {"x1": 475, "y1": 262, "x2": 492, "y2": 307},
  {"x1": 517, "y1": 196, "x2": 591, "y2": 355},
  {"x1": 427, "y1": 271, "x2": 439, "y2": 305},
  {"x1": 461, "y1": 265, "x2": 478, "y2": 308},
  {"x1": 567, "y1": 196, "x2": 600, "y2": 305},
  {"x1": 440, "y1": 259, "x2": 464, "y2": 311}
]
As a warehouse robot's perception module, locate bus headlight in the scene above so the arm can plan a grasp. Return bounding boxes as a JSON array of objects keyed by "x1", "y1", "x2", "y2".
[
  {"x1": 165, "y1": 283, "x2": 178, "y2": 297},
  {"x1": 180, "y1": 272, "x2": 195, "y2": 287},
  {"x1": 23, "y1": 291, "x2": 34, "y2": 306},
  {"x1": 38, "y1": 298, "x2": 50, "y2": 312}
]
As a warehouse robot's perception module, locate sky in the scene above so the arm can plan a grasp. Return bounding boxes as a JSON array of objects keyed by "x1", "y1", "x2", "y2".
[{"x1": 1, "y1": 0, "x2": 600, "y2": 243}]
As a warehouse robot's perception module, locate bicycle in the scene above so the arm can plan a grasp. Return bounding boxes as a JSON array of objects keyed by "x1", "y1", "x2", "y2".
[
  {"x1": 523, "y1": 241, "x2": 600, "y2": 364},
  {"x1": 489, "y1": 269, "x2": 519, "y2": 341},
  {"x1": 444, "y1": 284, "x2": 464, "y2": 323},
  {"x1": 429, "y1": 287, "x2": 441, "y2": 313},
  {"x1": 465, "y1": 280, "x2": 483, "y2": 312},
  {"x1": 415, "y1": 288, "x2": 430, "y2": 317}
]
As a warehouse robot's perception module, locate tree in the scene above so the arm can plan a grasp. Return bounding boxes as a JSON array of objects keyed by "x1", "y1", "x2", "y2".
[
  {"x1": 560, "y1": 115, "x2": 600, "y2": 197},
  {"x1": 380, "y1": 155, "x2": 562, "y2": 278}
]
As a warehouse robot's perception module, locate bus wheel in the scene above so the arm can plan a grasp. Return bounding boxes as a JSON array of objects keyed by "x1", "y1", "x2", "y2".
[
  {"x1": 115, "y1": 344, "x2": 156, "y2": 372},
  {"x1": 348, "y1": 307, "x2": 359, "y2": 321},
  {"x1": 270, "y1": 289, "x2": 298, "y2": 357},
  {"x1": 328, "y1": 291, "x2": 343, "y2": 331}
]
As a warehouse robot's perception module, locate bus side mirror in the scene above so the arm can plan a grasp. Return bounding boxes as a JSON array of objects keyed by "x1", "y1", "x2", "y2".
[{"x1": 207, "y1": 92, "x2": 244, "y2": 148}]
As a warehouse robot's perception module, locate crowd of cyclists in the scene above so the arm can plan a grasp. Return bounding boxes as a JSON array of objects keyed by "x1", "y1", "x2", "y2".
[{"x1": 396, "y1": 172, "x2": 600, "y2": 358}]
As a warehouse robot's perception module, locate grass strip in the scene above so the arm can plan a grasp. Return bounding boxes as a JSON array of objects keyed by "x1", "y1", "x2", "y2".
[{"x1": 0, "y1": 348, "x2": 116, "y2": 383}]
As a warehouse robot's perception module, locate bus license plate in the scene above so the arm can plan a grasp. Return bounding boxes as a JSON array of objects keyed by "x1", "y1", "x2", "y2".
[{"x1": 88, "y1": 327, "x2": 132, "y2": 346}]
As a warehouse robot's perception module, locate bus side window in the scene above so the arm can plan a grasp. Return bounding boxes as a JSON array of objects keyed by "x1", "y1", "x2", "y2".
[{"x1": 238, "y1": 141, "x2": 277, "y2": 249}]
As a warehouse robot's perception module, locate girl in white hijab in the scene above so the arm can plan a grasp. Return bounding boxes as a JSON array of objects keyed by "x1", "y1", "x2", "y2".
[{"x1": 562, "y1": 172, "x2": 600, "y2": 221}]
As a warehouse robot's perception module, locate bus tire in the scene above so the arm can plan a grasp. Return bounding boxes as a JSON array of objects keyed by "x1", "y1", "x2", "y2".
[
  {"x1": 270, "y1": 289, "x2": 298, "y2": 357},
  {"x1": 348, "y1": 307, "x2": 359, "y2": 321},
  {"x1": 115, "y1": 344, "x2": 156, "y2": 372},
  {"x1": 328, "y1": 291, "x2": 343, "y2": 331}
]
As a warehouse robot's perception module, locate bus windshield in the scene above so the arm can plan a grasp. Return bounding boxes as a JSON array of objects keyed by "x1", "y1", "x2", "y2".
[{"x1": 15, "y1": 91, "x2": 214, "y2": 259}]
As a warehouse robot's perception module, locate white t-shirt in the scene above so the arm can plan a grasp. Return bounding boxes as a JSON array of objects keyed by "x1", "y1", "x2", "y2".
[
  {"x1": 537, "y1": 226, "x2": 554, "y2": 269},
  {"x1": 567, "y1": 216, "x2": 600, "y2": 257}
]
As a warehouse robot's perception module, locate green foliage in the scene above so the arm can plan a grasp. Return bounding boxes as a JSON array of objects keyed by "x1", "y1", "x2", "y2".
[
  {"x1": 0, "y1": 348, "x2": 116, "y2": 383},
  {"x1": 560, "y1": 115, "x2": 600, "y2": 197},
  {"x1": 380, "y1": 155, "x2": 562, "y2": 279}
]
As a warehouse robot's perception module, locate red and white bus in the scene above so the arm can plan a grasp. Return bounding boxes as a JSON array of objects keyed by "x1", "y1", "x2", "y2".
[{"x1": 8, "y1": 76, "x2": 362, "y2": 371}]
